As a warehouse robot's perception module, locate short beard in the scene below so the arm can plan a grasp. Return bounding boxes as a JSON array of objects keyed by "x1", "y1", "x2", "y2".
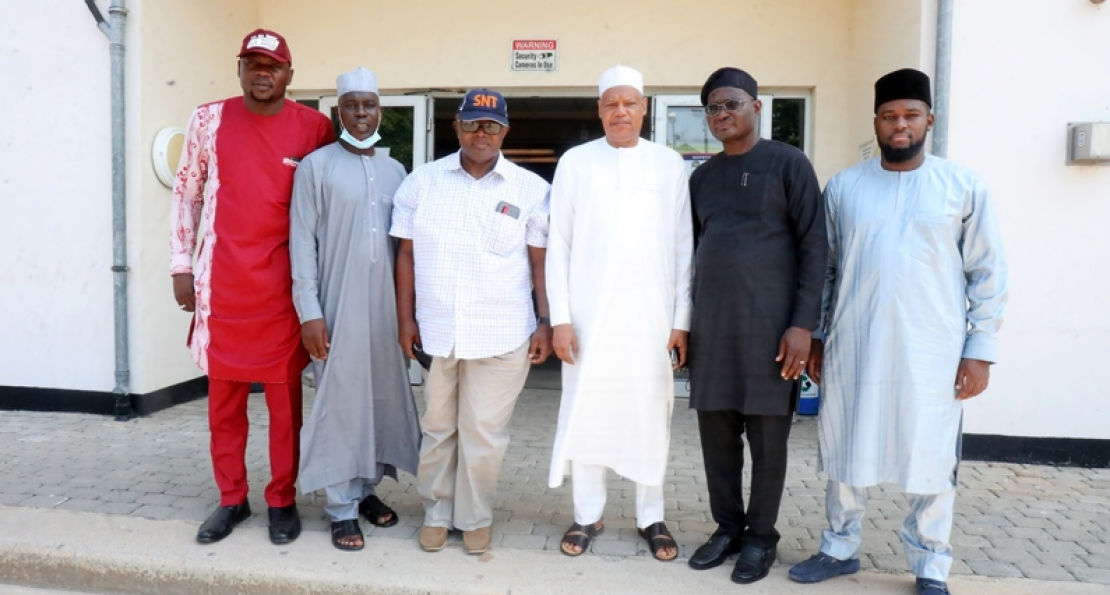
[{"x1": 878, "y1": 137, "x2": 925, "y2": 163}]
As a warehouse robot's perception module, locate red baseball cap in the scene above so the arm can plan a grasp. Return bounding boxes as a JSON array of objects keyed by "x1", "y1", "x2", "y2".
[{"x1": 237, "y1": 29, "x2": 291, "y2": 64}]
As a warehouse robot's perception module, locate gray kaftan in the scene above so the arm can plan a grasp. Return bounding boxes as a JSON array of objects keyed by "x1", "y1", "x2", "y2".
[
  {"x1": 818, "y1": 155, "x2": 1008, "y2": 494},
  {"x1": 290, "y1": 143, "x2": 421, "y2": 493}
]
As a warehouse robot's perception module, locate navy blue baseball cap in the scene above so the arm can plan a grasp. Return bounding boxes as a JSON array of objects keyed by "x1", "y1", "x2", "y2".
[{"x1": 457, "y1": 89, "x2": 509, "y2": 126}]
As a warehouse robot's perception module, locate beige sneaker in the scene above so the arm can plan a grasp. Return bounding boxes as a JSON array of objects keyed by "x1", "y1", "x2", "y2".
[
  {"x1": 419, "y1": 526, "x2": 448, "y2": 552},
  {"x1": 463, "y1": 526, "x2": 492, "y2": 555}
]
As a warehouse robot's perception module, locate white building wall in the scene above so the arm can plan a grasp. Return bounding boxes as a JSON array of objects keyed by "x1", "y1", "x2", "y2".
[
  {"x1": 0, "y1": 2, "x2": 130, "y2": 392},
  {"x1": 950, "y1": 0, "x2": 1110, "y2": 440}
]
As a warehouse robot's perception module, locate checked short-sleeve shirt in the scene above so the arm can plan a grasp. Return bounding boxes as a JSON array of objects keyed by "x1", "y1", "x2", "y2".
[{"x1": 390, "y1": 151, "x2": 550, "y2": 359}]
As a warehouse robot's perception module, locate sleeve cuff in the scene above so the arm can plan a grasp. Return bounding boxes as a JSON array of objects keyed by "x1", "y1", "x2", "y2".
[
  {"x1": 170, "y1": 254, "x2": 193, "y2": 275},
  {"x1": 388, "y1": 220, "x2": 413, "y2": 239},
  {"x1": 294, "y1": 296, "x2": 324, "y2": 325},
  {"x1": 672, "y1": 306, "x2": 692, "y2": 332},
  {"x1": 550, "y1": 303, "x2": 571, "y2": 327},
  {"x1": 962, "y1": 333, "x2": 998, "y2": 363}
]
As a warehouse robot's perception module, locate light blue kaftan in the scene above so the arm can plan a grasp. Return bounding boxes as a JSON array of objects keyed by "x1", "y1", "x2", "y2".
[{"x1": 817, "y1": 154, "x2": 1008, "y2": 494}]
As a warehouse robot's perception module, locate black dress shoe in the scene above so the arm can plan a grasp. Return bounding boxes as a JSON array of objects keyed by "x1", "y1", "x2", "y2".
[
  {"x1": 689, "y1": 531, "x2": 743, "y2": 570},
  {"x1": 268, "y1": 504, "x2": 302, "y2": 545},
  {"x1": 731, "y1": 544, "x2": 777, "y2": 584},
  {"x1": 196, "y1": 501, "x2": 251, "y2": 544}
]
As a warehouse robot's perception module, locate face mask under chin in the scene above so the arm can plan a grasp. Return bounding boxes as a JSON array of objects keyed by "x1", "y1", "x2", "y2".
[{"x1": 340, "y1": 127, "x2": 381, "y2": 150}]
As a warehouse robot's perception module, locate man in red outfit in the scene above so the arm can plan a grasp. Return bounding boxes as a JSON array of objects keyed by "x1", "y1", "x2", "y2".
[{"x1": 170, "y1": 28, "x2": 334, "y2": 545}]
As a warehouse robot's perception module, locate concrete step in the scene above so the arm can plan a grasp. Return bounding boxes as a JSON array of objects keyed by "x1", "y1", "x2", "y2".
[{"x1": 1, "y1": 506, "x2": 1105, "y2": 595}]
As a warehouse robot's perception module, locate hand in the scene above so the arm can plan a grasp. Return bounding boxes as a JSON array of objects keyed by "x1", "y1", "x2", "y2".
[
  {"x1": 955, "y1": 358, "x2": 990, "y2": 400},
  {"x1": 666, "y1": 329, "x2": 688, "y2": 370},
  {"x1": 776, "y1": 326, "x2": 812, "y2": 380},
  {"x1": 397, "y1": 317, "x2": 421, "y2": 360},
  {"x1": 806, "y1": 339, "x2": 825, "y2": 385},
  {"x1": 552, "y1": 324, "x2": 579, "y2": 365},
  {"x1": 301, "y1": 318, "x2": 329, "y2": 361},
  {"x1": 172, "y1": 273, "x2": 196, "y2": 312},
  {"x1": 529, "y1": 323, "x2": 553, "y2": 364}
]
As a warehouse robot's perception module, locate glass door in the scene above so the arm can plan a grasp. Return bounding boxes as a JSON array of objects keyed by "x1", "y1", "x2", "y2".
[
  {"x1": 653, "y1": 93, "x2": 775, "y2": 177},
  {"x1": 317, "y1": 95, "x2": 433, "y2": 173}
]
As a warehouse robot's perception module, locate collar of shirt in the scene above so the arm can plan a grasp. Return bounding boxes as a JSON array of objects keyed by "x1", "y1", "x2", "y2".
[{"x1": 445, "y1": 150, "x2": 511, "y2": 183}]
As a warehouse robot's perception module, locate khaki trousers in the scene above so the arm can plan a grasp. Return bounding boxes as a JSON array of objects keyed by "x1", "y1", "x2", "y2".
[{"x1": 418, "y1": 340, "x2": 531, "y2": 531}]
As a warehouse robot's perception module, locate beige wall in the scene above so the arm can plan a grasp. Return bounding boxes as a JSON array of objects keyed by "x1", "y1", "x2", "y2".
[
  {"x1": 846, "y1": 0, "x2": 932, "y2": 162},
  {"x1": 258, "y1": 0, "x2": 870, "y2": 182},
  {"x1": 949, "y1": 0, "x2": 1110, "y2": 440},
  {"x1": 131, "y1": 0, "x2": 260, "y2": 393}
]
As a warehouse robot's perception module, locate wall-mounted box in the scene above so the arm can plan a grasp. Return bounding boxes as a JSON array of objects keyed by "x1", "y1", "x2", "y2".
[{"x1": 1068, "y1": 122, "x2": 1110, "y2": 165}]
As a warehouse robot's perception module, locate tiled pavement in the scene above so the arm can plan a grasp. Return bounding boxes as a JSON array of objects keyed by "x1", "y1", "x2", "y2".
[{"x1": 1, "y1": 382, "x2": 1108, "y2": 585}]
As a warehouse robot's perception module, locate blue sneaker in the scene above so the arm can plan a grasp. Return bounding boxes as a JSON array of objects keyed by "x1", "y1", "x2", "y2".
[
  {"x1": 788, "y1": 552, "x2": 861, "y2": 583},
  {"x1": 916, "y1": 578, "x2": 951, "y2": 594}
]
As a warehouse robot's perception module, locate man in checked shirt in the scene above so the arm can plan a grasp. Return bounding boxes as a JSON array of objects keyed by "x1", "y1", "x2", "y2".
[{"x1": 390, "y1": 88, "x2": 553, "y2": 556}]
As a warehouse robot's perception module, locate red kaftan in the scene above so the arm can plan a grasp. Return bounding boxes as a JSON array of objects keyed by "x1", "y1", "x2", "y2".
[{"x1": 171, "y1": 97, "x2": 334, "y2": 382}]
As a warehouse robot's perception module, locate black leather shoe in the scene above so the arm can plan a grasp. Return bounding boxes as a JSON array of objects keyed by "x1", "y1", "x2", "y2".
[
  {"x1": 268, "y1": 504, "x2": 302, "y2": 545},
  {"x1": 731, "y1": 544, "x2": 777, "y2": 584},
  {"x1": 689, "y1": 530, "x2": 743, "y2": 570},
  {"x1": 196, "y1": 501, "x2": 251, "y2": 544}
]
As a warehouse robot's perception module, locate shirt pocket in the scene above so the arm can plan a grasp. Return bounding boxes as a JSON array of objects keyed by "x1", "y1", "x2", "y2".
[{"x1": 480, "y1": 210, "x2": 525, "y2": 256}]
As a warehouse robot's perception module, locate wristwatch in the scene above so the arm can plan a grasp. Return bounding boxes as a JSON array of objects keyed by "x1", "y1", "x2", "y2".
[{"x1": 537, "y1": 316, "x2": 551, "y2": 325}]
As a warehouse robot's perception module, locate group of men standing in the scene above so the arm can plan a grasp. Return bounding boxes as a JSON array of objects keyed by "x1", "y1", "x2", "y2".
[{"x1": 171, "y1": 27, "x2": 1007, "y2": 595}]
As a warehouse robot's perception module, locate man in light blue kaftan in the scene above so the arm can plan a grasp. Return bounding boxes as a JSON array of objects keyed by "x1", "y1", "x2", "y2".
[{"x1": 789, "y1": 69, "x2": 1008, "y2": 595}]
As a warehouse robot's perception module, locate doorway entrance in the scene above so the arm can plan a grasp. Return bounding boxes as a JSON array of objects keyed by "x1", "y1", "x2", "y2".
[{"x1": 432, "y1": 96, "x2": 607, "y2": 183}]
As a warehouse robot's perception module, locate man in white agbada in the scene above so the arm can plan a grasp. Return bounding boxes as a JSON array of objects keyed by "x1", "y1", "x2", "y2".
[
  {"x1": 546, "y1": 65, "x2": 694, "y2": 562},
  {"x1": 789, "y1": 69, "x2": 1008, "y2": 595},
  {"x1": 290, "y1": 67, "x2": 421, "y2": 551}
]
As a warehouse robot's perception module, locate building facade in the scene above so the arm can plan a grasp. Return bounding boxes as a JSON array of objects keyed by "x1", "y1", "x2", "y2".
[{"x1": 1, "y1": 0, "x2": 1108, "y2": 464}]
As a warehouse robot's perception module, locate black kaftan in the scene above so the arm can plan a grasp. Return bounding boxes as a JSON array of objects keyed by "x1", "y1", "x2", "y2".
[{"x1": 687, "y1": 139, "x2": 827, "y2": 415}]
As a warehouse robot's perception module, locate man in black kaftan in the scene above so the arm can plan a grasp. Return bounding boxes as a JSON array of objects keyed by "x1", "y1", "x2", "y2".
[{"x1": 686, "y1": 67, "x2": 827, "y2": 584}]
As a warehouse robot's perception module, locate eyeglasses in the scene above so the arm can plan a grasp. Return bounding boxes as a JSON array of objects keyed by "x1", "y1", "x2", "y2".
[
  {"x1": 458, "y1": 119, "x2": 504, "y2": 134},
  {"x1": 703, "y1": 98, "x2": 750, "y2": 117}
]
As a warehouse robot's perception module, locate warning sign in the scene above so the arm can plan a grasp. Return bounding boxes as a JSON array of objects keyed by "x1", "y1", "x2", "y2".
[{"x1": 511, "y1": 39, "x2": 557, "y2": 72}]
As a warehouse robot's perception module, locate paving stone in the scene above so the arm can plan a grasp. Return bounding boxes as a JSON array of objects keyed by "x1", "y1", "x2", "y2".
[
  {"x1": 1032, "y1": 539, "x2": 1089, "y2": 555},
  {"x1": 1079, "y1": 553, "x2": 1110, "y2": 569},
  {"x1": 1067, "y1": 566, "x2": 1110, "y2": 584},
  {"x1": 966, "y1": 559, "x2": 1023, "y2": 577},
  {"x1": 1, "y1": 389, "x2": 1108, "y2": 584}
]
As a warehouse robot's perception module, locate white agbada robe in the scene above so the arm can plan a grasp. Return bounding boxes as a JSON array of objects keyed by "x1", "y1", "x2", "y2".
[
  {"x1": 546, "y1": 138, "x2": 694, "y2": 488},
  {"x1": 818, "y1": 155, "x2": 1008, "y2": 494}
]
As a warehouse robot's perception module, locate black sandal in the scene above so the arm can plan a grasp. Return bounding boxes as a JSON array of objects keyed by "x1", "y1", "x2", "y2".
[
  {"x1": 331, "y1": 519, "x2": 364, "y2": 551},
  {"x1": 638, "y1": 521, "x2": 678, "y2": 562},
  {"x1": 560, "y1": 520, "x2": 605, "y2": 557},
  {"x1": 358, "y1": 495, "x2": 399, "y2": 528}
]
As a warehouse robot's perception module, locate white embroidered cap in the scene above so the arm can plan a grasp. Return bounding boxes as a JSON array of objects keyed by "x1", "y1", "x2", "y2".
[
  {"x1": 598, "y1": 65, "x2": 644, "y2": 96},
  {"x1": 337, "y1": 67, "x2": 379, "y2": 97}
]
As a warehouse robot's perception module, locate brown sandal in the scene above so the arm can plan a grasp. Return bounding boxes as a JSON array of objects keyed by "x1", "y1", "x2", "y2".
[
  {"x1": 560, "y1": 520, "x2": 605, "y2": 556},
  {"x1": 638, "y1": 521, "x2": 678, "y2": 561}
]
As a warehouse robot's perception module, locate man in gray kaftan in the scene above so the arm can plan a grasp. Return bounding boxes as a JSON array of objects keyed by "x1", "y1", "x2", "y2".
[
  {"x1": 789, "y1": 69, "x2": 1007, "y2": 595},
  {"x1": 290, "y1": 68, "x2": 420, "y2": 549}
]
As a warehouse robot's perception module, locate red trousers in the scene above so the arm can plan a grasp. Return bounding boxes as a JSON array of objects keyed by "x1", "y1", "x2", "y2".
[{"x1": 207, "y1": 378, "x2": 303, "y2": 507}]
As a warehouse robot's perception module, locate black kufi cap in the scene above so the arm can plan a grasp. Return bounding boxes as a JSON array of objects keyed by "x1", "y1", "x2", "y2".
[
  {"x1": 700, "y1": 67, "x2": 758, "y2": 106},
  {"x1": 874, "y1": 68, "x2": 932, "y2": 113}
]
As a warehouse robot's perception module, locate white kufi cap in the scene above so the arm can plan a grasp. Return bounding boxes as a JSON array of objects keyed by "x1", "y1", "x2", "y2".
[
  {"x1": 337, "y1": 67, "x2": 379, "y2": 97},
  {"x1": 598, "y1": 65, "x2": 643, "y2": 96}
]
